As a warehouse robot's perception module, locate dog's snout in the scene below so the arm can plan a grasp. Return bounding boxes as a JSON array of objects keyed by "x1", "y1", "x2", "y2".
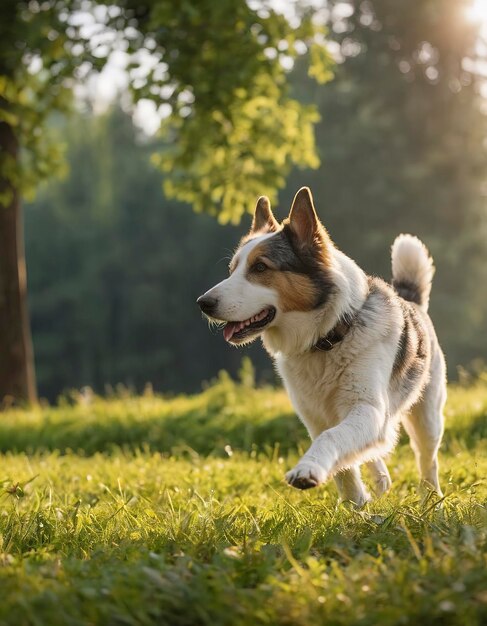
[{"x1": 197, "y1": 294, "x2": 218, "y2": 316}]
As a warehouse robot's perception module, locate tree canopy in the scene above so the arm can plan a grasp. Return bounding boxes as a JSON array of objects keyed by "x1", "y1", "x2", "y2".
[
  {"x1": 0, "y1": 0, "x2": 331, "y2": 402},
  {"x1": 0, "y1": 0, "x2": 333, "y2": 220},
  {"x1": 286, "y1": 0, "x2": 487, "y2": 369}
]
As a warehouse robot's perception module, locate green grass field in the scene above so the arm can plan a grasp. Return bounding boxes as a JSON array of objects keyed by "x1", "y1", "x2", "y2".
[{"x1": 1, "y1": 364, "x2": 486, "y2": 626}]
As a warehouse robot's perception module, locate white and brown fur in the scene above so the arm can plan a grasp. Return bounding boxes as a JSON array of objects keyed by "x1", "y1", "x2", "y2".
[{"x1": 197, "y1": 187, "x2": 446, "y2": 506}]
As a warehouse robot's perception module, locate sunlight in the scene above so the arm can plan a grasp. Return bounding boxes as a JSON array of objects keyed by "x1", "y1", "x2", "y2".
[{"x1": 465, "y1": 0, "x2": 487, "y2": 27}]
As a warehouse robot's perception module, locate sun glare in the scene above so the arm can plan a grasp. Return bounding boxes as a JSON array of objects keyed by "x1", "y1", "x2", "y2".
[{"x1": 465, "y1": 0, "x2": 487, "y2": 27}]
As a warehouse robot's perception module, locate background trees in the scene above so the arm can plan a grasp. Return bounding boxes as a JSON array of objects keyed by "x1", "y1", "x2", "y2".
[
  {"x1": 285, "y1": 0, "x2": 487, "y2": 371},
  {"x1": 26, "y1": 108, "x2": 263, "y2": 398},
  {"x1": 0, "y1": 0, "x2": 80, "y2": 403},
  {"x1": 26, "y1": 89, "x2": 487, "y2": 400},
  {"x1": 3, "y1": 0, "x2": 487, "y2": 400},
  {"x1": 0, "y1": 0, "x2": 330, "y2": 402}
]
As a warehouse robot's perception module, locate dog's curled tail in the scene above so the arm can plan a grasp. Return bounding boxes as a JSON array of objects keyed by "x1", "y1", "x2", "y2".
[{"x1": 391, "y1": 234, "x2": 435, "y2": 312}]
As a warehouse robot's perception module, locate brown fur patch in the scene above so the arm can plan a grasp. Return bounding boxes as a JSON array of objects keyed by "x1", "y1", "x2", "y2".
[
  {"x1": 249, "y1": 273, "x2": 317, "y2": 314},
  {"x1": 245, "y1": 240, "x2": 322, "y2": 312},
  {"x1": 246, "y1": 242, "x2": 274, "y2": 269},
  {"x1": 272, "y1": 272, "x2": 318, "y2": 312}
]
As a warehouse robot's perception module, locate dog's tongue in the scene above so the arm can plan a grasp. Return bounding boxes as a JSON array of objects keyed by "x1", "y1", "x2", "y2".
[
  {"x1": 223, "y1": 309, "x2": 270, "y2": 342},
  {"x1": 223, "y1": 322, "x2": 240, "y2": 342}
]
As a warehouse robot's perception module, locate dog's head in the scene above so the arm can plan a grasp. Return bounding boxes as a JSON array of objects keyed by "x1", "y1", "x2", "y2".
[{"x1": 197, "y1": 187, "x2": 335, "y2": 346}]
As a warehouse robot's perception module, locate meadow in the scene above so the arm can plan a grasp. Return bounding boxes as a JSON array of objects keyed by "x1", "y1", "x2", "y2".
[{"x1": 0, "y1": 363, "x2": 485, "y2": 626}]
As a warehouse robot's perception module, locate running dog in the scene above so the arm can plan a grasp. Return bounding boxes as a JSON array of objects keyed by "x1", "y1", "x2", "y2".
[{"x1": 197, "y1": 187, "x2": 446, "y2": 506}]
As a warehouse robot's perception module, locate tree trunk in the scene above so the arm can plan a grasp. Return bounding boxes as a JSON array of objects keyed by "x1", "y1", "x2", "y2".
[{"x1": 0, "y1": 119, "x2": 37, "y2": 405}]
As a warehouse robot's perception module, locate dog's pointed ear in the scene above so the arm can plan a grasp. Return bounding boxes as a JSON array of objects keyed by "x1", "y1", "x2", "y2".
[
  {"x1": 251, "y1": 196, "x2": 279, "y2": 233},
  {"x1": 288, "y1": 187, "x2": 323, "y2": 246}
]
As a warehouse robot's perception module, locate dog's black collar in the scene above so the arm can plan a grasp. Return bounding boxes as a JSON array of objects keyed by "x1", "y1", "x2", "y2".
[
  {"x1": 313, "y1": 278, "x2": 375, "y2": 352},
  {"x1": 312, "y1": 312, "x2": 357, "y2": 352}
]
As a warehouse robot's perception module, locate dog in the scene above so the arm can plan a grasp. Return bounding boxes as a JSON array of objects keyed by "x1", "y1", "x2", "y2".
[{"x1": 197, "y1": 187, "x2": 446, "y2": 506}]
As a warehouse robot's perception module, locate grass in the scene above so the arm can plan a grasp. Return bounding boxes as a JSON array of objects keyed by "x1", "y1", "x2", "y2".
[{"x1": 0, "y1": 363, "x2": 486, "y2": 625}]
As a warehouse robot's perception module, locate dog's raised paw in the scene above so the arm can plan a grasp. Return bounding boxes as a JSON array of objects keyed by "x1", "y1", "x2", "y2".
[{"x1": 285, "y1": 461, "x2": 327, "y2": 490}]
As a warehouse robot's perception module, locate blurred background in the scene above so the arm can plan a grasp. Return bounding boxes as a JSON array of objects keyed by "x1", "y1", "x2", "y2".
[{"x1": 1, "y1": 0, "x2": 487, "y2": 403}]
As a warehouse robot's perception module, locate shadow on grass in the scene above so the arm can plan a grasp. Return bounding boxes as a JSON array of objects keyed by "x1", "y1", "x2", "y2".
[
  {"x1": 8, "y1": 410, "x2": 304, "y2": 457},
  {"x1": 442, "y1": 411, "x2": 487, "y2": 448},
  {"x1": 0, "y1": 378, "x2": 308, "y2": 457},
  {"x1": 0, "y1": 374, "x2": 485, "y2": 457}
]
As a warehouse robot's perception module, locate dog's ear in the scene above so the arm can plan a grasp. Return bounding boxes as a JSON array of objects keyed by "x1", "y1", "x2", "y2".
[
  {"x1": 288, "y1": 187, "x2": 325, "y2": 246},
  {"x1": 251, "y1": 196, "x2": 279, "y2": 233}
]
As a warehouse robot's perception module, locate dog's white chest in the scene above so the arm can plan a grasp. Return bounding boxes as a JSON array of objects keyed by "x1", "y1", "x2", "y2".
[{"x1": 275, "y1": 351, "x2": 348, "y2": 438}]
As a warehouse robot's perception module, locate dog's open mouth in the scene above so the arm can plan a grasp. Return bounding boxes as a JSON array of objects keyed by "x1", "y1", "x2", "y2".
[{"x1": 223, "y1": 307, "x2": 276, "y2": 343}]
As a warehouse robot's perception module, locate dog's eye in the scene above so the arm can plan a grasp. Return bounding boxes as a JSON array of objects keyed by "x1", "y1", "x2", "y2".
[{"x1": 253, "y1": 262, "x2": 267, "y2": 273}]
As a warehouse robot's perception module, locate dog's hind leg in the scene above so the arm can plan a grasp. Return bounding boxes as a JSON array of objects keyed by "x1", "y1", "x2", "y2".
[
  {"x1": 334, "y1": 466, "x2": 370, "y2": 508},
  {"x1": 402, "y1": 370, "x2": 446, "y2": 496},
  {"x1": 366, "y1": 458, "x2": 392, "y2": 496}
]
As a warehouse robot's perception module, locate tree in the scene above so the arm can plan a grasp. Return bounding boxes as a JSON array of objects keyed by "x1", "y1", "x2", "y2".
[
  {"x1": 0, "y1": 0, "x2": 332, "y2": 402},
  {"x1": 0, "y1": 0, "x2": 79, "y2": 404},
  {"x1": 283, "y1": 0, "x2": 487, "y2": 372},
  {"x1": 26, "y1": 108, "x2": 268, "y2": 398}
]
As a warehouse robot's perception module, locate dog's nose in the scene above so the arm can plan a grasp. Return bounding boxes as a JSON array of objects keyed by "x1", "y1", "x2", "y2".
[{"x1": 197, "y1": 294, "x2": 218, "y2": 316}]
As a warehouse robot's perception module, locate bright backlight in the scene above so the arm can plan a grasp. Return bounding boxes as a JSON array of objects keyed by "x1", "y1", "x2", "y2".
[{"x1": 465, "y1": 0, "x2": 487, "y2": 26}]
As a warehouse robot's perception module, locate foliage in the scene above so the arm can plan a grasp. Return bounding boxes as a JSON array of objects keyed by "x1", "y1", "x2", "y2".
[
  {"x1": 24, "y1": 108, "x2": 266, "y2": 399},
  {"x1": 0, "y1": 0, "x2": 332, "y2": 218},
  {"x1": 0, "y1": 374, "x2": 486, "y2": 625},
  {"x1": 284, "y1": 0, "x2": 487, "y2": 370},
  {"x1": 128, "y1": 0, "x2": 331, "y2": 222},
  {"x1": 25, "y1": 103, "x2": 487, "y2": 400},
  {"x1": 0, "y1": 365, "x2": 301, "y2": 456},
  {"x1": 0, "y1": 0, "x2": 92, "y2": 203}
]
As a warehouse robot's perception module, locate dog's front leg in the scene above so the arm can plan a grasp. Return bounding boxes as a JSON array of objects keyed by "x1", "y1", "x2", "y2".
[{"x1": 285, "y1": 402, "x2": 386, "y2": 490}]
